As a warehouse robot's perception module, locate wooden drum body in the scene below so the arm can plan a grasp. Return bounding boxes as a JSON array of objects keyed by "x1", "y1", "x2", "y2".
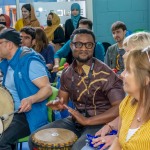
[
  {"x1": 32, "y1": 128, "x2": 77, "y2": 150},
  {"x1": 0, "y1": 86, "x2": 14, "y2": 136}
]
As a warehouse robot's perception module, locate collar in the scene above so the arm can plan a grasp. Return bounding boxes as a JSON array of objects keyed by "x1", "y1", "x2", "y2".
[{"x1": 71, "y1": 58, "x2": 94, "y2": 76}]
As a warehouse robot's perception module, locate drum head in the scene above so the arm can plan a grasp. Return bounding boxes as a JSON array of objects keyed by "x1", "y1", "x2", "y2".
[
  {"x1": 0, "y1": 87, "x2": 14, "y2": 131},
  {"x1": 0, "y1": 119, "x2": 4, "y2": 135},
  {"x1": 32, "y1": 128, "x2": 77, "y2": 148}
]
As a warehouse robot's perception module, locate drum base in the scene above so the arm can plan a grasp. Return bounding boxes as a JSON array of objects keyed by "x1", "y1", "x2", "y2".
[{"x1": 33, "y1": 145, "x2": 72, "y2": 150}]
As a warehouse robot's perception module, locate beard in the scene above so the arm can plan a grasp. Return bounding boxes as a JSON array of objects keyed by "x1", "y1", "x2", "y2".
[
  {"x1": 74, "y1": 51, "x2": 93, "y2": 63},
  {"x1": 75, "y1": 56, "x2": 91, "y2": 63}
]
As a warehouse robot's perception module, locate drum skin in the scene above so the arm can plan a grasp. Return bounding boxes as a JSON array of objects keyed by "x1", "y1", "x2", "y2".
[
  {"x1": 0, "y1": 86, "x2": 14, "y2": 131},
  {"x1": 32, "y1": 128, "x2": 78, "y2": 150}
]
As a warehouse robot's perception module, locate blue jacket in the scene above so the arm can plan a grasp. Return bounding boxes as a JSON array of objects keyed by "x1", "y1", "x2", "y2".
[{"x1": 0, "y1": 47, "x2": 49, "y2": 132}]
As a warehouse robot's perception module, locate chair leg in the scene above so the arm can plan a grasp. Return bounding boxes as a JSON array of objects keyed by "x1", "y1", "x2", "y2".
[{"x1": 20, "y1": 142, "x2": 22, "y2": 150}]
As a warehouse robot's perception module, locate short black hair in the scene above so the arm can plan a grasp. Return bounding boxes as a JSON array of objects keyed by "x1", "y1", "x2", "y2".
[
  {"x1": 20, "y1": 27, "x2": 36, "y2": 40},
  {"x1": 70, "y1": 28, "x2": 95, "y2": 43},
  {"x1": 79, "y1": 19, "x2": 93, "y2": 30},
  {"x1": 22, "y1": 4, "x2": 31, "y2": 12},
  {"x1": 111, "y1": 21, "x2": 127, "y2": 31},
  {"x1": 48, "y1": 12, "x2": 53, "y2": 17}
]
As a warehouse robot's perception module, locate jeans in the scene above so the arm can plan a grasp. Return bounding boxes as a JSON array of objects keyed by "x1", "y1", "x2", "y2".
[
  {"x1": 28, "y1": 117, "x2": 104, "y2": 150},
  {"x1": 0, "y1": 113, "x2": 30, "y2": 150}
]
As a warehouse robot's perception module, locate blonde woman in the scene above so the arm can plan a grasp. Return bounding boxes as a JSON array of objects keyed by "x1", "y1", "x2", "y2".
[{"x1": 91, "y1": 32, "x2": 150, "y2": 150}]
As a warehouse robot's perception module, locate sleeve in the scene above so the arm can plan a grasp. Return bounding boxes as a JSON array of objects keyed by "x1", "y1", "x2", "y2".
[
  {"x1": 101, "y1": 64, "x2": 125, "y2": 104},
  {"x1": 52, "y1": 27, "x2": 65, "y2": 44},
  {"x1": 45, "y1": 45, "x2": 55, "y2": 64},
  {"x1": 29, "y1": 60, "x2": 48, "y2": 81},
  {"x1": 15, "y1": 19, "x2": 23, "y2": 31},
  {"x1": 59, "y1": 69, "x2": 70, "y2": 93},
  {"x1": 95, "y1": 42, "x2": 105, "y2": 62},
  {"x1": 54, "y1": 40, "x2": 71, "y2": 59}
]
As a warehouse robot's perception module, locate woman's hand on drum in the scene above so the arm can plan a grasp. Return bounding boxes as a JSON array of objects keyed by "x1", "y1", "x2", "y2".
[
  {"x1": 64, "y1": 105, "x2": 88, "y2": 126},
  {"x1": 19, "y1": 97, "x2": 33, "y2": 112},
  {"x1": 46, "y1": 97, "x2": 64, "y2": 110},
  {"x1": 92, "y1": 135, "x2": 117, "y2": 150}
]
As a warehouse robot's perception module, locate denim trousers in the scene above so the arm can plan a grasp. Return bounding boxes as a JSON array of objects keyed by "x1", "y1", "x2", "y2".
[
  {"x1": 0, "y1": 113, "x2": 30, "y2": 150},
  {"x1": 28, "y1": 117, "x2": 104, "y2": 150}
]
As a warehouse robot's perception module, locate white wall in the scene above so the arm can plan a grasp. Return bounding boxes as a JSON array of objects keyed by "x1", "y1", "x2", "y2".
[{"x1": 19, "y1": 1, "x2": 86, "y2": 26}]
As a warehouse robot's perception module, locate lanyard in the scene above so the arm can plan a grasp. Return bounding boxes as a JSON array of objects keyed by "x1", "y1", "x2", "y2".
[{"x1": 71, "y1": 59, "x2": 95, "y2": 117}]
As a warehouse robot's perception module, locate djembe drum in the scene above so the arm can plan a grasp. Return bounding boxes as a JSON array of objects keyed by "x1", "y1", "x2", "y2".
[
  {"x1": 0, "y1": 86, "x2": 14, "y2": 136},
  {"x1": 32, "y1": 128, "x2": 78, "y2": 150}
]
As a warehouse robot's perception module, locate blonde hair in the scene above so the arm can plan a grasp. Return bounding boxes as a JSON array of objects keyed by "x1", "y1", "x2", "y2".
[
  {"x1": 123, "y1": 32, "x2": 150, "y2": 50},
  {"x1": 126, "y1": 48, "x2": 150, "y2": 121},
  {"x1": 123, "y1": 32, "x2": 150, "y2": 64}
]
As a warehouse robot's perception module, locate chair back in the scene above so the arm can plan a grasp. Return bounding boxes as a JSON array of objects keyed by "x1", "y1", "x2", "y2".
[{"x1": 47, "y1": 86, "x2": 58, "y2": 122}]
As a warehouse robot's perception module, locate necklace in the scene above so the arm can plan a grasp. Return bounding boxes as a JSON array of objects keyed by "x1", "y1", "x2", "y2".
[{"x1": 137, "y1": 117, "x2": 141, "y2": 122}]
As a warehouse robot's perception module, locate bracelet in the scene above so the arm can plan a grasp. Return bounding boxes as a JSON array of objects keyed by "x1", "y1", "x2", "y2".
[{"x1": 106, "y1": 123, "x2": 114, "y2": 130}]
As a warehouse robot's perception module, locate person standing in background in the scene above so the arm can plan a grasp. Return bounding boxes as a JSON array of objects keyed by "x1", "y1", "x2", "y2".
[
  {"x1": 65, "y1": 3, "x2": 85, "y2": 42},
  {"x1": 15, "y1": 4, "x2": 40, "y2": 31},
  {"x1": 44, "y1": 12, "x2": 65, "y2": 51}
]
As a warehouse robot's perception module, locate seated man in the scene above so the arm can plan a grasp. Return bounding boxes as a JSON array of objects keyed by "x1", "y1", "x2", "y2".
[
  {"x1": 28, "y1": 28, "x2": 125, "y2": 150},
  {"x1": 53, "y1": 19, "x2": 105, "y2": 72},
  {"x1": 0, "y1": 28, "x2": 52, "y2": 149},
  {"x1": 20, "y1": 26, "x2": 55, "y2": 82},
  {"x1": 20, "y1": 26, "x2": 36, "y2": 48},
  {"x1": 105, "y1": 21, "x2": 126, "y2": 74}
]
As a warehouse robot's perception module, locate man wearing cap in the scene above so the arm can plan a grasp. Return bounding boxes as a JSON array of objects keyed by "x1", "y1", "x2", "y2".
[{"x1": 0, "y1": 28, "x2": 52, "y2": 150}]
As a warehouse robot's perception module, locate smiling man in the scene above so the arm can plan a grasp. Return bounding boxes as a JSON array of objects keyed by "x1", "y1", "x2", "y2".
[
  {"x1": 105, "y1": 21, "x2": 126, "y2": 75},
  {"x1": 28, "y1": 28, "x2": 125, "y2": 150}
]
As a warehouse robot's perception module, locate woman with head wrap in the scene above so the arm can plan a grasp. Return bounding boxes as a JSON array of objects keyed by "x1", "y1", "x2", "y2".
[
  {"x1": 0, "y1": 14, "x2": 11, "y2": 28},
  {"x1": 15, "y1": 4, "x2": 40, "y2": 31},
  {"x1": 44, "y1": 12, "x2": 65, "y2": 51},
  {"x1": 64, "y1": 3, "x2": 85, "y2": 42}
]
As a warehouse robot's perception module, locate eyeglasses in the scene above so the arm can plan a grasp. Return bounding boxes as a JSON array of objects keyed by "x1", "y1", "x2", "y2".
[
  {"x1": 72, "y1": 42, "x2": 95, "y2": 49},
  {"x1": 0, "y1": 40, "x2": 9, "y2": 45},
  {"x1": 142, "y1": 46, "x2": 150, "y2": 63}
]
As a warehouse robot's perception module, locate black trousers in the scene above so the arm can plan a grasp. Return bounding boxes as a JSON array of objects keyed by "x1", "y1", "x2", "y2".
[
  {"x1": 0, "y1": 113, "x2": 30, "y2": 150},
  {"x1": 28, "y1": 117, "x2": 103, "y2": 150}
]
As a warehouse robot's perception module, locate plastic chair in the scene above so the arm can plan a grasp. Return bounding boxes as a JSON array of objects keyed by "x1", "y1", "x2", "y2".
[
  {"x1": 16, "y1": 86, "x2": 58, "y2": 150},
  {"x1": 102, "y1": 42, "x2": 111, "y2": 54},
  {"x1": 50, "y1": 58, "x2": 66, "y2": 87}
]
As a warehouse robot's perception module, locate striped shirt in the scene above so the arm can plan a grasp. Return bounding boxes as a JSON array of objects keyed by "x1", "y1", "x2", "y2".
[{"x1": 119, "y1": 96, "x2": 150, "y2": 150}]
